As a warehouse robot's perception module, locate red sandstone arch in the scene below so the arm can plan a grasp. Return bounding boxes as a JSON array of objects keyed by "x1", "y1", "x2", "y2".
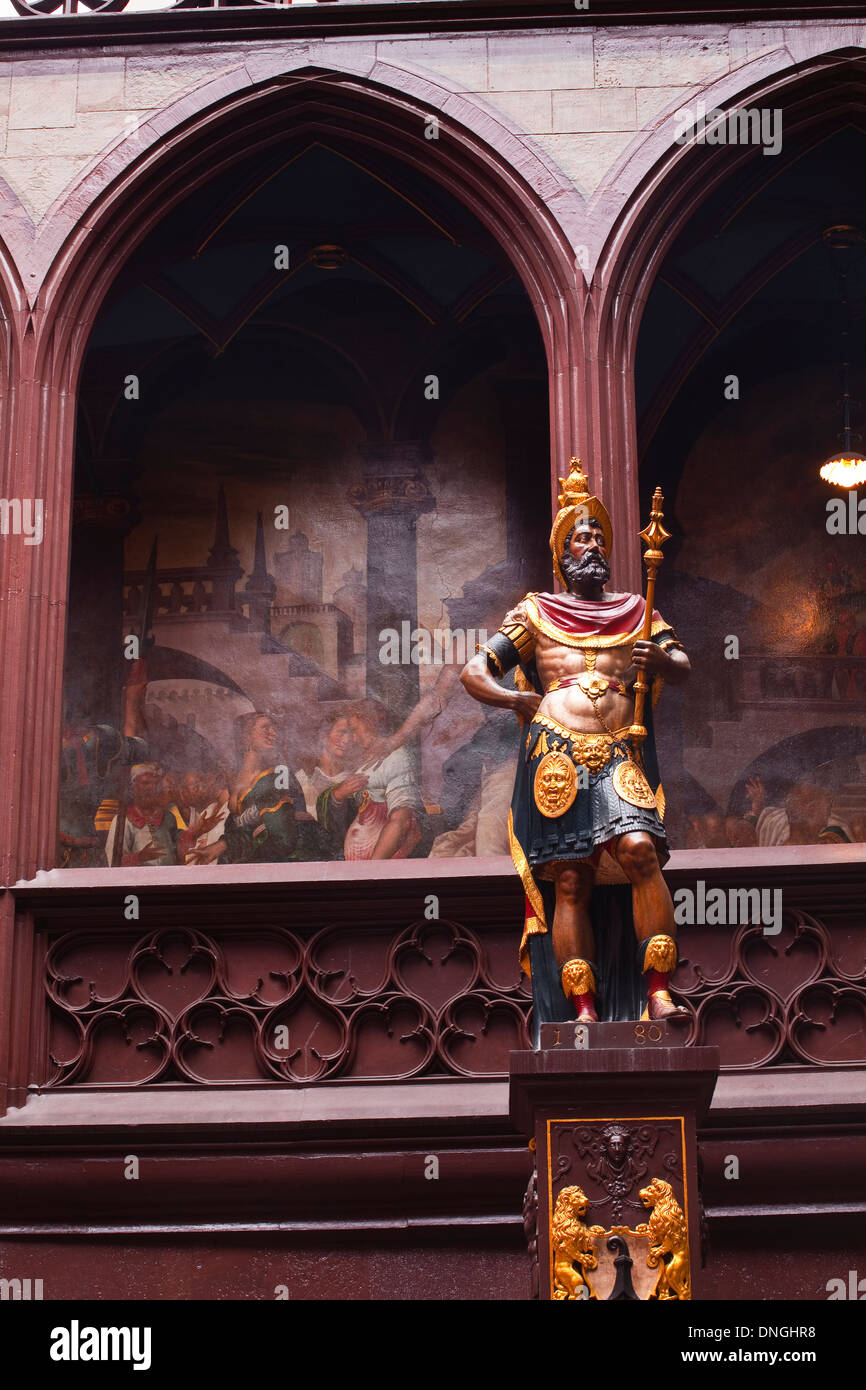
[
  {"x1": 5, "y1": 45, "x2": 861, "y2": 880},
  {"x1": 593, "y1": 49, "x2": 866, "y2": 593},
  {"x1": 35, "y1": 59, "x2": 586, "y2": 437},
  {"x1": 0, "y1": 62, "x2": 586, "y2": 881}
]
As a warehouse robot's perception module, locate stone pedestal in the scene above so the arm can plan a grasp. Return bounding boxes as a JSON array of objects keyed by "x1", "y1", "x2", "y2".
[{"x1": 510, "y1": 1027, "x2": 719, "y2": 1301}]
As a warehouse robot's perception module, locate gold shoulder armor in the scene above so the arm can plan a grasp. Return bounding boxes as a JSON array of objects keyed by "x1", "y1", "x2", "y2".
[{"x1": 498, "y1": 595, "x2": 536, "y2": 661}]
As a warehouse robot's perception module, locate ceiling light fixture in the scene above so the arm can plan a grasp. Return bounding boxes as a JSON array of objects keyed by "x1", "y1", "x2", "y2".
[
  {"x1": 820, "y1": 225, "x2": 866, "y2": 488},
  {"x1": 311, "y1": 244, "x2": 349, "y2": 270}
]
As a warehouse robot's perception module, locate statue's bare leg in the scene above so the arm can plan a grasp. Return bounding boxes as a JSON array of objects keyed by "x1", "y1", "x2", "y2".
[
  {"x1": 614, "y1": 831, "x2": 688, "y2": 1024},
  {"x1": 614, "y1": 831, "x2": 673, "y2": 943},
  {"x1": 552, "y1": 862, "x2": 598, "y2": 1023}
]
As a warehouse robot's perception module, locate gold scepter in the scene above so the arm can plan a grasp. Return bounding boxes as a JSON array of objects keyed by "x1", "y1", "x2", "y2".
[{"x1": 629, "y1": 486, "x2": 671, "y2": 753}]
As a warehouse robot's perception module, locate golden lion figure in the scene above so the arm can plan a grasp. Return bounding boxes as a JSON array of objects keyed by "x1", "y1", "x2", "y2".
[
  {"x1": 551, "y1": 1185, "x2": 605, "y2": 1300},
  {"x1": 639, "y1": 1177, "x2": 691, "y2": 1300}
]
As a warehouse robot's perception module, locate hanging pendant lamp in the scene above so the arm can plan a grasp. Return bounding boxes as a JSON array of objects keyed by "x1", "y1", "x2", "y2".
[{"x1": 820, "y1": 226, "x2": 866, "y2": 488}]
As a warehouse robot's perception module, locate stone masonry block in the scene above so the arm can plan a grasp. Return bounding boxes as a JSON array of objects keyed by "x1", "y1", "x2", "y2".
[
  {"x1": 535, "y1": 130, "x2": 635, "y2": 199},
  {"x1": 595, "y1": 30, "x2": 729, "y2": 89},
  {"x1": 484, "y1": 89, "x2": 553, "y2": 134},
  {"x1": 6, "y1": 111, "x2": 127, "y2": 162},
  {"x1": 376, "y1": 38, "x2": 488, "y2": 91},
  {"x1": 553, "y1": 88, "x2": 637, "y2": 133},
  {"x1": 488, "y1": 33, "x2": 593, "y2": 93},
  {"x1": 124, "y1": 55, "x2": 237, "y2": 111},
  {"x1": 77, "y1": 60, "x2": 126, "y2": 113},
  {"x1": 2, "y1": 154, "x2": 84, "y2": 222},
  {"x1": 9, "y1": 60, "x2": 78, "y2": 130},
  {"x1": 635, "y1": 86, "x2": 693, "y2": 131},
  {"x1": 728, "y1": 27, "x2": 787, "y2": 69}
]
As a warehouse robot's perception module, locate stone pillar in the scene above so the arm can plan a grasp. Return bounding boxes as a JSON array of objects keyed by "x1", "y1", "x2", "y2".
[
  {"x1": 0, "y1": 328, "x2": 78, "y2": 887},
  {"x1": 594, "y1": 346, "x2": 644, "y2": 597},
  {"x1": 493, "y1": 379, "x2": 551, "y2": 594},
  {"x1": 348, "y1": 442, "x2": 435, "y2": 717}
]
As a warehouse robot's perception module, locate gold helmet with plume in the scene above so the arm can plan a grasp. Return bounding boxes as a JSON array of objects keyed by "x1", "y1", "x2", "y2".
[{"x1": 549, "y1": 458, "x2": 613, "y2": 587}]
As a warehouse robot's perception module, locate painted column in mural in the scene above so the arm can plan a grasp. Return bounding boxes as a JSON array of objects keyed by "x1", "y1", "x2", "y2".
[
  {"x1": 206, "y1": 485, "x2": 244, "y2": 614},
  {"x1": 67, "y1": 493, "x2": 140, "y2": 728},
  {"x1": 349, "y1": 442, "x2": 435, "y2": 717}
]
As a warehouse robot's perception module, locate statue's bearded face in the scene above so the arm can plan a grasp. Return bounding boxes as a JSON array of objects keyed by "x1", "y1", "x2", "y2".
[{"x1": 561, "y1": 520, "x2": 610, "y2": 592}]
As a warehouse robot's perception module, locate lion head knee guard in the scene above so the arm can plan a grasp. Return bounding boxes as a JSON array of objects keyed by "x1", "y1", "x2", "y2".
[
  {"x1": 561, "y1": 957, "x2": 598, "y2": 1023},
  {"x1": 637, "y1": 934, "x2": 688, "y2": 1024}
]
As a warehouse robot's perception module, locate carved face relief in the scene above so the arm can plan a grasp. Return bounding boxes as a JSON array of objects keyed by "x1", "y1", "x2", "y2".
[
  {"x1": 534, "y1": 750, "x2": 578, "y2": 818},
  {"x1": 606, "y1": 1128, "x2": 629, "y2": 1168},
  {"x1": 543, "y1": 762, "x2": 568, "y2": 795}
]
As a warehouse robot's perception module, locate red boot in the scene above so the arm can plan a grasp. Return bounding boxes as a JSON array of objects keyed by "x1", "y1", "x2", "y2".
[
  {"x1": 561, "y1": 958, "x2": 599, "y2": 1023},
  {"x1": 640, "y1": 935, "x2": 689, "y2": 1025}
]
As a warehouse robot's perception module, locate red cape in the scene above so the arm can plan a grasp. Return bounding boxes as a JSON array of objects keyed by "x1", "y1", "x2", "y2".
[{"x1": 532, "y1": 591, "x2": 660, "y2": 638}]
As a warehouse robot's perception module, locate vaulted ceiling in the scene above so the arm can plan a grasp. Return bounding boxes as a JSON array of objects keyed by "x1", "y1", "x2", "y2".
[
  {"x1": 637, "y1": 124, "x2": 866, "y2": 488},
  {"x1": 77, "y1": 136, "x2": 544, "y2": 488}
]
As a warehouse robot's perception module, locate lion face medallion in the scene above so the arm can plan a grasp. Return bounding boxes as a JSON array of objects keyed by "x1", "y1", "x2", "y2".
[
  {"x1": 612, "y1": 759, "x2": 656, "y2": 809},
  {"x1": 534, "y1": 750, "x2": 578, "y2": 818}
]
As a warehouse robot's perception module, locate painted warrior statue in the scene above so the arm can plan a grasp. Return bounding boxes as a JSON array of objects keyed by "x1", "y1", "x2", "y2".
[{"x1": 460, "y1": 459, "x2": 690, "y2": 1035}]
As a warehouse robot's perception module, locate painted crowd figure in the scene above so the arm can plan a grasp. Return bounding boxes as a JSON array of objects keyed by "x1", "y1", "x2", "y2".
[
  {"x1": 64, "y1": 695, "x2": 429, "y2": 869},
  {"x1": 460, "y1": 459, "x2": 691, "y2": 1036}
]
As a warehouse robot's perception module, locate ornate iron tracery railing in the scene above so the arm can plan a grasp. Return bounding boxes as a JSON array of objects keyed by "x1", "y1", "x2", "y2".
[{"x1": 8, "y1": 0, "x2": 333, "y2": 16}]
